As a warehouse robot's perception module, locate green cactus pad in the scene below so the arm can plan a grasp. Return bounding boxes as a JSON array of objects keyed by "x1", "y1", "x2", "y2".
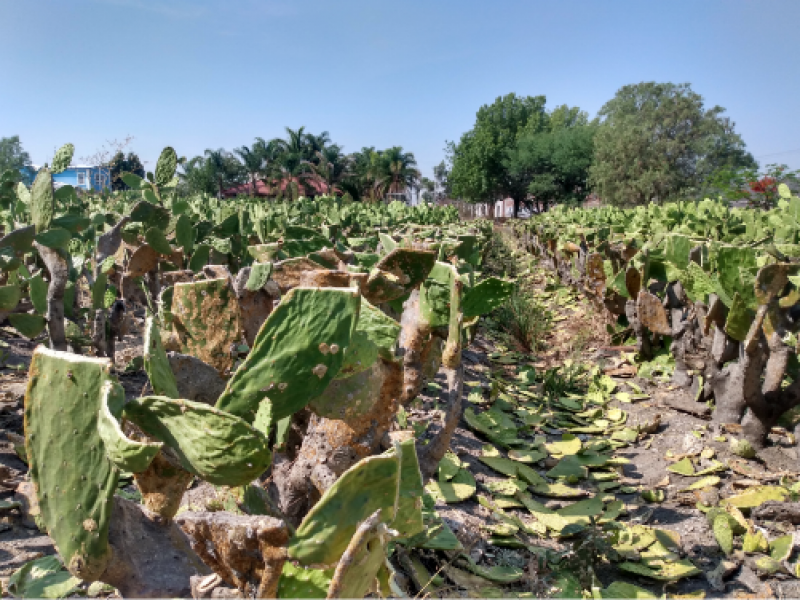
[
  {"x1": 130, "y1": 201, "x2": 171, "y2": 231},
  {"x1": 336, "y1": 331, "x2": 379, "y2": 379},
  {"x1": 277, "y1": 563, "x2": 334, "y2": 598},
  {"x1": 357, "y1": 298, "x2": 401, "y2": 361},
  {"x1": 375, "y1": 248, "x2": 437, "y2": 292},
  {"x1": 175, "y1": 214, "x2": 194, "y2": 254},
  {"x1": 34, "y1": 227, "x2": 71, "y2": 250},
  {"x1": 97, "y1": 381, "x2": 161, "y2": 473},
  {"x1": 308, "y1": 358, "x2": 384, "y2": 420},
  {"x1": 420, "y1": 262, "x2": 457, "y2": 327},
  {"x1": 288, "y1": 452, "x2": 399, "y2": 566},
  {"x1": 245, "y1": 262, "x2": 273, "y2": 292},
  {"x1": 390, "y1": 439, "x2": 425, "y2": 539},
  {"x1": 31, "y1": 169, "x2": 54, "y2": 233},
  {"x1": 328, "y1": 511, "x2": 388, "y2": 599},
  {"x1": 144, "y1": 227, "x2": 173, "y2": 256},
  {"x1": 28, "y1": 275, "x2": 48, "y2": 314},
  {"x1": 8, "y1": 313, "x2": 47, "y2": 338},
  {"x1": 143, "y1": 316, "x2": 179, "y2": 398},
  {"x1": 154, "y1": 146, "x2": 177, "y2": 187},
  {"x1": 0, "y1": 284, "x2": 21, "y2": 310},
  {"x1": 215, "y1": 287, "x2": 360, "y2": 422},
  {"x1": 0, "y1": 225, "x2": 35, "y2": 254},
  {"x1": 51, "y1": 143, "x2": 75, "y2": 174},
  {"x1": 462, "y1": 277, "x2": 514, "y2": 318},
  {"x1": 122, "y1": 396, "x2": 271, "y2": 486},
  {"x1": 24, "y1": 348, "x2": 118, "y2": 580}
]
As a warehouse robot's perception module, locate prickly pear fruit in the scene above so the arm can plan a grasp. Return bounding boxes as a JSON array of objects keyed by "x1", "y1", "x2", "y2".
[
  {"x1": 143, "y1": 316, "x2": 179, "y2": 398},
  {"x1": 215, "y1": 287, "x2": 360, "y2": 423},
  {"x1": 122, "y1": 396, "x2": 271, "y2": 487},
  {"x1": 288, "y1": 452, "x2": 399, "y2": 566},
  {"x1": 24, "y1": 348, "x2": 118, "y2": 580},
  {"x1": 170, "y1": 278, "x2": 242, "y2": 373},
  {"x1": 97, "y1": 380, "x2": 161, "y2": 473}
]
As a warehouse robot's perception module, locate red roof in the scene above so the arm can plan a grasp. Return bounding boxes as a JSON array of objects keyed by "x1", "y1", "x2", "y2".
[{"x1": 223, "y1": 178, "x2": 337, "y2": 198}]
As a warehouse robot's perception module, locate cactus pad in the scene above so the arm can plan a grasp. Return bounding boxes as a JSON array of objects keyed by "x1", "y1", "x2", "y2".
[
  {"x1": 461, "y1": 277, "x2": 513, "y2": 318},
  {"x1": 122, "y1": 396, "x2": 271, "y2": 487},
  {"x1": 215, "y1": 287, "x2": 360, "y2": 422},
  {"x1": 171, "y1": 278, "x2": 242, "y2": 373},
  {"x1": 97, "y1": 381, "x2": 161, "y2": 473},
  {"x1": 389, "y1": 439, "x2": 425, "y2": 539},
  {"x1": 143, "y1": 316, "x2": 179, "y2": 398},
  {"x1": 288, "y1": 452, "x2": 399, "y2": 566},
  {"x1": 420, "y1": 262, "x2": 458, "y2": 327},
  {"x1": 24, "y1": 348, "x2": 118, "y2": 580},
  {"x1": 31, "y1": 168, "x2": 54, "y2": 233},
  {"x1": 308, "y1": 358, "x2": 384, "y2": 420}
]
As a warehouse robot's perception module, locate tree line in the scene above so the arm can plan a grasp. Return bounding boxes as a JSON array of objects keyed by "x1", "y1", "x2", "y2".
[
  {"x1": 445, "y1": 81, "x2": 792, "y2": 215},
  {"x1": 0, "y1": 129, "x2": 423, "y2": 203},
  {"x1": 180, "y1": 127, "x2": 420, "y2": 202}
]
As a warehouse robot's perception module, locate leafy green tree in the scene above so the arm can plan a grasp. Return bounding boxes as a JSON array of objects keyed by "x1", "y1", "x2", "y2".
[
  {"x1": 420, "y1": 177, "x2": 435, "y2": 202},
  {"x1": 433, "y1": 160, "x2": 451, "y2": 199},
  {"x1": 704, "y1": 163, "x2": 800, "y2": 209},
  {"x1": 109, "y1": 151, "x2": 145, "y2": 191},
  {"x1": 506, "y1": 107, "x2": 596, "y2": 211},
  {"x1": 449, "y1": 93, "x2": 548, "y2": 216},
  {"x1": 0, "y1": 136, "x2": 32, "y2": 182},
  {"x1": 588, "y1": 82, "x2": 756, "y2": 206}
]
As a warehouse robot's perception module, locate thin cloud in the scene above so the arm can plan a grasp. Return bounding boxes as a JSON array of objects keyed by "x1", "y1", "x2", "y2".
[{"x1": 90, "y1": 0, "x2": 209, "y2": 19}]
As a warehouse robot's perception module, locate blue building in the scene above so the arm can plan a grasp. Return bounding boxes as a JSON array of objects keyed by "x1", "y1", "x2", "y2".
[{"x1": 25, "y1": 164, "x2": 110, "y2": 192}]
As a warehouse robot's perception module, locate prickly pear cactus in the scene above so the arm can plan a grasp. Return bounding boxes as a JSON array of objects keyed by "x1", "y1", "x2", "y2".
[
  {"x1": 287, "y1": 452, "x2": 399, "y2": 566},
  {"x1": 143, "y1": 316, "x2": 179, "y2": 398},
  {"x1": 24, "y1": 348, "x2": 118, "y2": 580},
  {"x1": 216, "y1": 287, "x2": 360, "y2": 422},
  {"x1": 122, "y1": 396, "x2": 271, "y2": 487},
  {"x1": 171, "y1": 278, "x2": 242, "y2": 373}
]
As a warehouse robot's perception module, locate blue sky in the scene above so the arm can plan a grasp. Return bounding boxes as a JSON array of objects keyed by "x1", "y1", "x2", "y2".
[{"x1": 2, "y1": 0, "x2": 799, "y2": 177}]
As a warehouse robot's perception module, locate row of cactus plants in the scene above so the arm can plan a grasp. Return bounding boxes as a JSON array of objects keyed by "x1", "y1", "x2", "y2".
[
  {"x1": 2, "y1": 145, "x2": 513, "y2": 597},
  {"x1": 506, "y1": 188, "x2": 800, "y2": 450}
]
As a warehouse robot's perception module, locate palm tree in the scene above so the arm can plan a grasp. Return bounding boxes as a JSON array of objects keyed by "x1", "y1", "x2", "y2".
[
  {"x1": 301, "y1": 144, "x2": 352, "y2": 196},
  {"x1": 374, "y1": 147, "x2": 420, "y2": 202},
  {"x1": 204, "y1": 148, "x2": 242, "y2": 198},
  {"x1": 234, "y1": 144, "x2": 264, "y2": 195}
]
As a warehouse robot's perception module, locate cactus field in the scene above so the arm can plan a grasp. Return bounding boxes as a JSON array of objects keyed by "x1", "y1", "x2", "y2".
[{"x1": 0, "y1": 144, "x2": 799, "y2": 598}]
